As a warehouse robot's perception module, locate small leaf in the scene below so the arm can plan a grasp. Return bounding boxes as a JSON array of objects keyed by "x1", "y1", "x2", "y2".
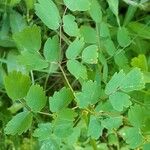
[
  {"x1": 128, "y1": 104, "x2": 146, "y2": 128},
  {"x1": 4, "y1": 71, "x2": 31, "y2": 100},
  {"x1": 109, "y1": 92, "x2": 131, "y2": 111},
  {"x1": 13, "y1": 25, "x2": 41, "y2": 52},
  {"x1": 102, "y1": 116, "x2": 123, "y2": 130},
  {"x1": 117, "y1": 27, "x2": 131, "y2": 47},
  {"x1": 35, "y1": 0, "x2": 60, "y2": 30},
  {"x1": 66, "y1": 38, "x2": 85, "y2": 59},
  {"x1": 64, "y1": 0, "x2": 91, "y2": 11},
  {"x1": 4, "y1": 111, "x2": 33, "y2": 135},
  {"x1": 25, "y1": 84, "x2": 47, "y2": 112},
  {"x1": 75, "y1": 80, "x2": 101, "y2": 108},
  {"x1": 33, "y1": 123, "x2": 52, "y2": 141},
  {"x1": 67, "y1": 60, "x2": 87, "y2": 80},
  {"x1": 10, "y1": 10, "x2": 27, "y2": 33},
  {"x1": 88, "y1": 115, "x2": 103, "y2": 139},
  {"x1": 120, "y1": 68, "x2": 145, "y2": 92},
  {"x1": 119, "y1": 127, "x2": 143, "y2": 149},
  {"x1": 40, "y1": 138, "x2": 60, "y2": 150},
  {"x1": 100, "y1": 22, "x2": 110, "y2": 38},
  {"x1": 107, "y1": 0, "x2": 119, "y2": 17},
  {"x1": 49, "y1": 87, "x2": 73, "y2": 112},
  {"x1": 63, "y1": 14, "x2": 79, "y2": 37},
  {"x1": 131, "y1": 54, "x2": 148, "y2": 71},
  {"x1": 103, "y1": 39, "x2": 116, "y2": 56},
  {"x1": 80, "y1": 25, "x2": 97, "y2": 44},
  {"x1": 44, "y1": 35, "x2": 60, "y2": 62},
  {"x1": 17, "y1": 51, "x2": 48, "y2": 71},
  {"x1": 128, "y1": 22, "x2": 150, "y2": 40},
  {"x1": 105, "y1": 70, "x2": 125, "y2": 95},
  {"x1": 82, "y1": 45, "x2": 98, "y2": 64},
  {"x1": 53, "y1": 109, "x2": 76, "y2": 138},
  {"x1": 89, "y1": 0, "x2": 102, "y2": 23}
]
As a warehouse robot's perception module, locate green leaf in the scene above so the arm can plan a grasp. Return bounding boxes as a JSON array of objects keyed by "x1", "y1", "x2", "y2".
[
  {"x1": 64, "y1": 0, "x2": 91, "y2": 11},
  {"x1": 35, "y1": 0, "x2": 60, "y2": 30},
  {"x1": 107, "y1": 0, "x2": 119, "y2": 16},
  {"x1": 49, "y1": 87, "x2": 73, "y2": 112},
  {"x1": 119, "y1": 127, "x2": 143, "y2": 149},
  {"x1": 40, "y1": 138, "x2": 60, "y2": 150},
  {"x1": 44, "y1": 35, "x2": 60, "y2": 62},
  {"x1": 103, "y1": 39, "x2": 116, "y2": 56},
  {"x1": 128, "y1": 22, "x2": 150, "y2": 40},
  {"x1": 114, "y1": 51, "x2": 128, "y2": 68},
  {"x1": 17, "y1": 51, "x2": 48, "y2": 71},
  {"x1": 66, "y1": 38, "x2": 85, "y2": 59},
  {"x1": 33, "y1": 123, "x2": 52, "y2": 141},
  {"x1": 131, "y1": 54, "x2": 148, "y2": 71},
  {"x1": 143, "y1": 143, "x2": 150, "y2": 150},
  {"x1": 102, "y1": 116, "x2": 123, "y2": 131},
  {"x1": 82, "y1": 45, "x2": 98, "y2": 64},
  {"x1": 117, "y1": 27, "x2": 131, "y2": 47},
  {"x1": 63, "y1": 14, "x2": 79, "y2": 37},
  {"x1": 4, "y1": 71, "x2": 31, "y2": 100},
  {"x1": 89, "y1": 0, "x2": 102, "y2": 23},
  {"x1": 80, "y1": 25, "x2": 97, "y2": 44},
  {"x1": 67, "y1": 60, "x2": 87, "y2": 80},
  {"x1": 88, "y1": 115, "x2": 103, "y2": 139},
  {"x1": 10, "y1": 10, "x2": 27, "y2": 33},
  {"x1": 120, "y1": 68, "x2": 145, "y2": 92},
  {"x1": 53, "y1": 109, "x2": 76, "y2": 138},
  {"x1": 75, "y1": 80, "x2": 101, "y2": 108},
  {"x1": 25, "y1": 84, "x2": 47, "y2": 112},
  {"x1": 4, "y1": 111, "x2": 33, "y2": 135},
  {"x1": 105, "y1": 70, "x2": 125, "y2": 95},
  {"x1": 9, "y1": 0, "x2": 21, "y2": 6},
  {"x1": 100, "y1": 22, "x2": 110, "y2": 38},
  {"x1": 13, "y1": 25, "x2": 41, "y2": 52},
  {"x1": 128, "y1": 104, "x2": 146, "y2": 128},
  {"x1": 109, "y1": 92, "x2": 131, "y2": 111}
]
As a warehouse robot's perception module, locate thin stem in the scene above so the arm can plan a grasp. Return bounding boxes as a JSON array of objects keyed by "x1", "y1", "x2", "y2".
[
  {"x1": 59, "y1": 64, "x2": 75, "y2": 96},
  {"x1": 30, "y1": 71, "x2": 35, "y2": 85},
  {"x1": 37, "y1": 111, "x2": 54, "y2": 117}
]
